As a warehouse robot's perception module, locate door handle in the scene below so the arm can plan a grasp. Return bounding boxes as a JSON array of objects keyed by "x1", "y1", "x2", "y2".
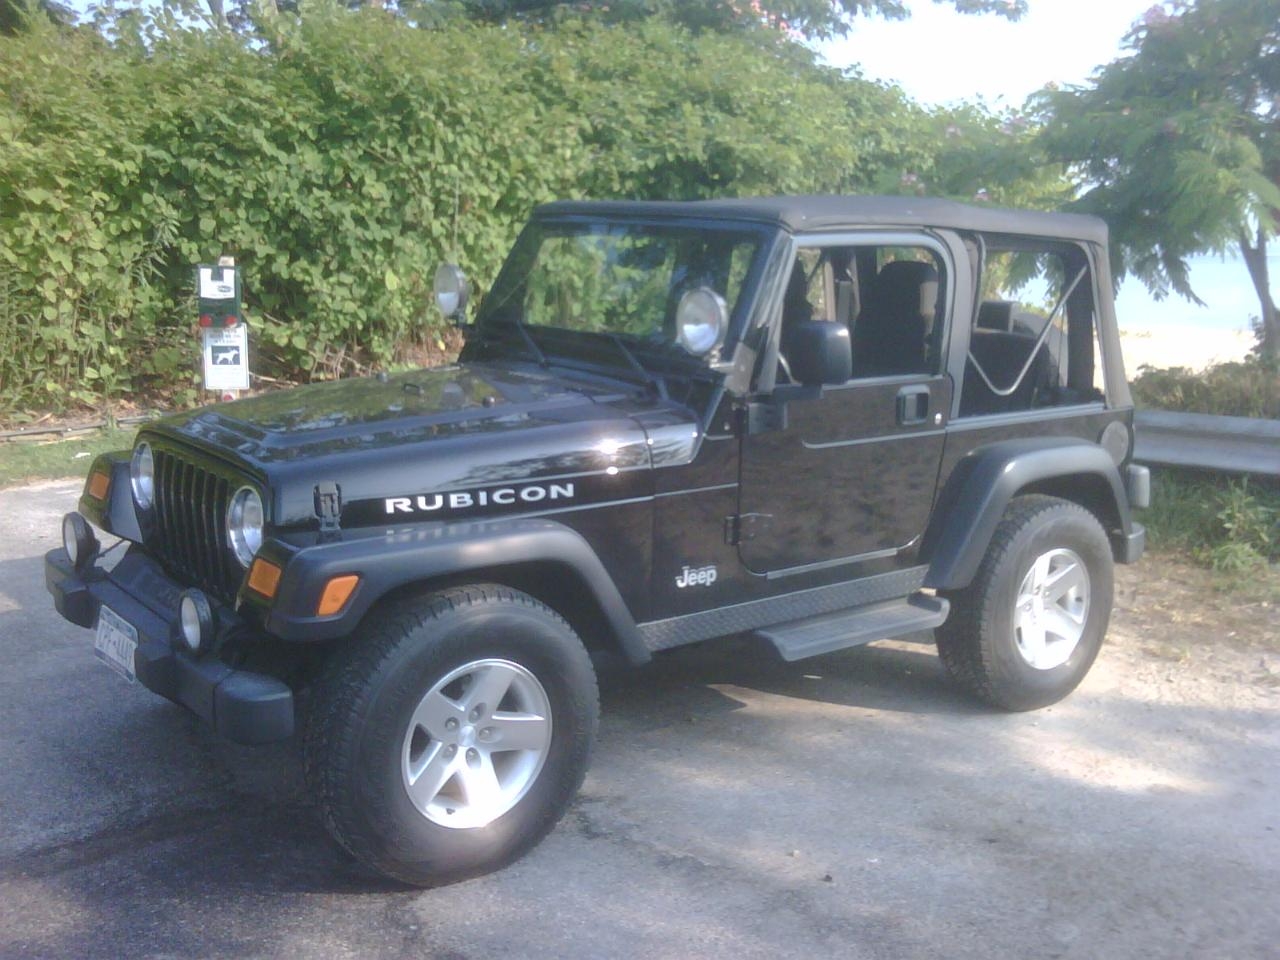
[{"x1": 897, "y1": 385, "x2": 930, "y2": 425}]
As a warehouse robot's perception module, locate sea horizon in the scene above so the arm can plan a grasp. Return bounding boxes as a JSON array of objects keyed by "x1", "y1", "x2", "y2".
[{"x1": 1116, "y1": 250, "x2": 1279, "y2": 335}]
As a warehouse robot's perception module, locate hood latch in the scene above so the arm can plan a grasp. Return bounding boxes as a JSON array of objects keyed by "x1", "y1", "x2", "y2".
[{"x1": 314, "y1": 482, "x2": 343, "y2": 542}]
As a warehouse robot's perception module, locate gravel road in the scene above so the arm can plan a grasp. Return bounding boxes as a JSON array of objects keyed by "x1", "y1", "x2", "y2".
[{"x1": 2, "y1": 478, "x2": 1277, "y2": 960}]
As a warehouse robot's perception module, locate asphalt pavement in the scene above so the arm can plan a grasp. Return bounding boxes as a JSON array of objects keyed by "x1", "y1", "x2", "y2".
[{"x1": 1, "y1": 479, "x2": 1277, "y2": 960}]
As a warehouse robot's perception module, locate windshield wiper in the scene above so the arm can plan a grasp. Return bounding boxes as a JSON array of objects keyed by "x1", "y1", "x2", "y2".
[{"x1": 608, "y1": 335, "x2": 668, "y2": 402}]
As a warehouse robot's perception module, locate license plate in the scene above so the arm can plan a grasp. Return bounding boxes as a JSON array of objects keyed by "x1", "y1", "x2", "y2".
[{"x1": 94, "y1": 605, "x2": 138, "y2": 683}]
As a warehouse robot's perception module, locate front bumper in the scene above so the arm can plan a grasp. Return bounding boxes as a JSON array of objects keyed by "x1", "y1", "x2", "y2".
[{"x1": 46, "y1": 547, "x2": 294, "y2": 745}]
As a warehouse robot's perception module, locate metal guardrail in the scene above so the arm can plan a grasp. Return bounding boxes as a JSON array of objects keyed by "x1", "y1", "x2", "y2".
[{"x1": 1133, "y1": 410, "x2": 1280, "y2": 477}]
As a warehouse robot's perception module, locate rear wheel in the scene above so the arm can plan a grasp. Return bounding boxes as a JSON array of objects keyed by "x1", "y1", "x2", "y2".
[
  {"x1": 305, "y1": 584, "x2": 598, "y2": 886},
  {"x1": 937, "y1": 495, "x2": 1113, "y2": 711}
]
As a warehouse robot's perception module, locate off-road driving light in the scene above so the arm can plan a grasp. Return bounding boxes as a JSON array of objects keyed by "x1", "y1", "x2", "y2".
[
  {"x1": 177, "y1": 589, "x2": 213, "y2": 655},
  {"x1": 675, "y1": 287, "x2": 728, "y2": 356},
  {"x1": 433, "y1": 264, "x2": 469, "y2": 319},
  {"x1": 227, "y1": 486, "x2": 265, "y2": 567},
  {"x1": 130, "y1": 442, "x2": 154, "y2": 509},
  {"x1": 62, "y1": 512, "x2": 97, "y2": 572}
]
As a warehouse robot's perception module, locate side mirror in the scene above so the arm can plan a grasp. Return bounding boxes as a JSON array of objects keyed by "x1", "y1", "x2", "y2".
[
  {"x1": 433, "y1": 264, "x2": 469, "y2": 322},
  {"x1": 785, "y1": 320, "x2": 851, "y2": 386}
]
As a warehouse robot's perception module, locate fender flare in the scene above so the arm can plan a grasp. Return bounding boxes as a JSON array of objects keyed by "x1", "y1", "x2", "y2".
[
  {"x1": 79, "y1": 452, "x2": 144, "y2": 543},
  {"x1": 258, "y1": 517, "x2": 651, "y2": 664},
  {"x1": 921, "y1": 437, "x2": 1133, "y2": 591}
]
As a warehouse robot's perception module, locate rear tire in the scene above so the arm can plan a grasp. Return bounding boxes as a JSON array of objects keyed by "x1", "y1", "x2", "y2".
[
  {"x1": 937, "y1": 495, "x2": 1113, "y2": 711},
  {"x1": 304, "y1": 584, "x2": 598, "y2": 886}
]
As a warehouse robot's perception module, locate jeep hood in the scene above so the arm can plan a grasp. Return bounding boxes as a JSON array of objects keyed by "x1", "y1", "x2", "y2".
[{"x1": 145, "y1": 362, "x2": 701, "y2": 529}]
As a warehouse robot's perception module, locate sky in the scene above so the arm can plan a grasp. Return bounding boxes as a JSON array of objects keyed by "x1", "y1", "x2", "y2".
[
  {"x1": 819, "y1": 0, "x2": 1276, "y2": 337},
  {"x1": 819, "y1": 0, "x2": 1155, "y2": 108}
]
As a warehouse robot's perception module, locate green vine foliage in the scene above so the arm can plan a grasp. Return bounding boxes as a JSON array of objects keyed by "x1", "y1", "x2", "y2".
[{"x1": 0, "y1": 2, "x2": 1054, "y2": 418}]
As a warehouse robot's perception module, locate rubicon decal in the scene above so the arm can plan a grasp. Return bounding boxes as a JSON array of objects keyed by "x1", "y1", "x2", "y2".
[
  {"x1": 341, "y1": 470, "x2": 649, "y2": 529},
  {"x1": 385, "y1": 482, "x2": 576, "y2": 515}
]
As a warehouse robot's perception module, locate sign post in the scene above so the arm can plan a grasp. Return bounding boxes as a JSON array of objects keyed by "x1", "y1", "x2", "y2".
[{"x1": 197, "y1": 256, "x2": 248, "y2": 400}]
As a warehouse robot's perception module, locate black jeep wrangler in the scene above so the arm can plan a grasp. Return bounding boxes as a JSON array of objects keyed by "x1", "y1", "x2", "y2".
[{"x1": 47, "y1": 196, "x2": 1147, "y2": 886}]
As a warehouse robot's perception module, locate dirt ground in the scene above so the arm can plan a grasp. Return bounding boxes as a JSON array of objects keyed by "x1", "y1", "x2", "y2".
[
  {"x1": 2, "y1": 479, "x2": 1278, "y2": 960},
  {"x1": 1111, "y1": 556, "x2": 1280, "y2": 694}
]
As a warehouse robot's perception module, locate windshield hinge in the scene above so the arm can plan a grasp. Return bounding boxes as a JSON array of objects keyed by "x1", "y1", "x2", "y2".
[
  {"x1": 724, "y1": 512, "x2": 770, "y2": 546},
  {"x1": 314, "y1": 482, "x2": 343, "y2": 542}
]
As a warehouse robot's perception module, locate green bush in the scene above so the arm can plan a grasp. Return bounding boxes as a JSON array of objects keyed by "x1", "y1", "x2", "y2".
[
  {"x1": 0, "y1": 4, "x2": 1051, "y2": 420},
  {"x1": 1131, "y1": 358, "x2": 1280, "y2": 419},
  {"x1": 0, "y1": 23, "x2": 186, "y2": 413}
]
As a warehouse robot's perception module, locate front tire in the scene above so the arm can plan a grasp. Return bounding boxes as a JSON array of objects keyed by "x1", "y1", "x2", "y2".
[
  {"x1": 937, "y1": 495, "x2": 1114, "y2": 711},
  {"x1": 305, "y1": 584, "x2": 598, "y2": 886}
]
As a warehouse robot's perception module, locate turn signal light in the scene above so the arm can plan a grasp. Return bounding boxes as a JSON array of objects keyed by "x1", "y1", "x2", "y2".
[
  {"x1": 317, "y1": 575, "x2": 360, "y2": 617},
  {"x1": 247, "y1": 558, "x2": 282, "y2": 599},
  {"x1": 87, "y1": 470, "x2": 110, "y2": 501}
]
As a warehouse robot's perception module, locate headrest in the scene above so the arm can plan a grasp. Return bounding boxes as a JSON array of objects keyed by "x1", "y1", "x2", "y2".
[
  {"x1": 977, "y1": 300, "x2": 1015, "y2": 331},
  {"x1": 875, "y1": 260, "x2": 939, "y2": 327}
]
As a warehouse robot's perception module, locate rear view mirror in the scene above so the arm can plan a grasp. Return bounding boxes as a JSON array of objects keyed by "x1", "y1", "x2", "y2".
[{"x1": 785, "y1": 320, "x2": 851, "y2": 386}]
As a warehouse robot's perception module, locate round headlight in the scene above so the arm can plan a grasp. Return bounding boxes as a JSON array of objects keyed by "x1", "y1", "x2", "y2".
[
  {"x1": 131, "y1": 442, "x2": 154, "y2": 509},
  {"x1": 675, "y1": 287, "x2": 728, "y2": 356},
  {"x1": 434, "y1": 264, "x2": 469, "y2": 319},
  {"x1": 227, "y1": 486, "x2": 264, "y2": 567},
  {"x1": 177, "y1": 590, "x2": 213, "y2": 655},
  {"x1": 62, "y1": 512, "x2": 97, "y2": 571}
]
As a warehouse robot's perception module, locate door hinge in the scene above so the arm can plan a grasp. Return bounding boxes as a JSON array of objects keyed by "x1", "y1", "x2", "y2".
[
  {"x1": 314, "y1": 481, "x2": 343, "y2": 542},
  {"x1": 724, "y1": 512, "x2": 770, "y2": 546}
]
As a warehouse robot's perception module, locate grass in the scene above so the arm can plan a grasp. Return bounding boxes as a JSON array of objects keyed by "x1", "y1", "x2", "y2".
[
  {"x1": 1137, "y1": 468, "x2": 1280, "y2": 599},
  {"x1": 0, "y1": 428, "x2": 137, "y2": 489}
]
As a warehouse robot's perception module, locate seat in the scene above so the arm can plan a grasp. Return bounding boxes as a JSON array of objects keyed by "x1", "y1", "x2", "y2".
[
  {"x1": 960, "y1": 299, "x2": 1065, "y2": 415},
  {"x1": 851, "y1": 260, "x2": 937, "y2": 377},
  {"x1": 961, "y1": 329, "x2": 1052, "y2": 415}
]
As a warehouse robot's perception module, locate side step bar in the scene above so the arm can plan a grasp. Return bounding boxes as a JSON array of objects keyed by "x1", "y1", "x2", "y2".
[{"x1": 753, "y1": 593, "x2": 949, "y2": 662}]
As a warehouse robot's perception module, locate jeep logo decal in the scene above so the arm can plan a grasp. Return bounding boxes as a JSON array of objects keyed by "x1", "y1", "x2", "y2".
[
  {"x1": 385, "y1": 482, "x2": 575, "y2": 515},
  {"x1": 674, "y1": 564, "x2": 717, "y2": 589}
]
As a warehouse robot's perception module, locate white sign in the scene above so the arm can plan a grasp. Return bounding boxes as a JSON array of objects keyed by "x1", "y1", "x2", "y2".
[
  {"x1": 202, "y1": 324, "x2": 249, "y2": 391},
  {"x1": 198, "y1": 267, "x2": 237, "y2": 300}
]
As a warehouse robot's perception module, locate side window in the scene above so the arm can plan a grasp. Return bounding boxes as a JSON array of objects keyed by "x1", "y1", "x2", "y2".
[
  {"x1": 960, "y1": 237, "x2": 1106, "y2": 417},
  {"x1": 779, "y1": 242, "x2": 946, "y2": 382}
]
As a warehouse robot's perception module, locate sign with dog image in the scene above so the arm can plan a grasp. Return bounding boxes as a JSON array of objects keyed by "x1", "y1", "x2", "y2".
[{"x1": 202, "y1": 324, "x2": 249, "y2": 391}]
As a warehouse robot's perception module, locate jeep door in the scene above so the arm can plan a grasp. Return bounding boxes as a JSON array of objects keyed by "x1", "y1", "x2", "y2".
[{"x1": 737, "y1": 234, "x2": 954, "y2": 577}]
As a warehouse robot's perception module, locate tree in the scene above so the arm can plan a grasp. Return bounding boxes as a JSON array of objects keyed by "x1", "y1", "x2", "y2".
[
  {"x1": 446, "y1": 0, "x2": 1025, "y2": 39},
  {"x1": 1, "y1": 0, "x2": 75, "y2": 35},
  {"x1": 1036, "y1": 0, "x2": 1280, "y2": 360}
]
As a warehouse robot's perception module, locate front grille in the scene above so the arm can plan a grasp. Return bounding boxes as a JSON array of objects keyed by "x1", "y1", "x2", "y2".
[{"x1": 151, "y1": 447, "x2": 242, "y2": 601}]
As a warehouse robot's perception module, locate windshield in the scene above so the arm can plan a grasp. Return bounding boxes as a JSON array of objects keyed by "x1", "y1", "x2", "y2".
[{"x1": 476, "y1": 220, "x2": 767, "y2": 348}]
